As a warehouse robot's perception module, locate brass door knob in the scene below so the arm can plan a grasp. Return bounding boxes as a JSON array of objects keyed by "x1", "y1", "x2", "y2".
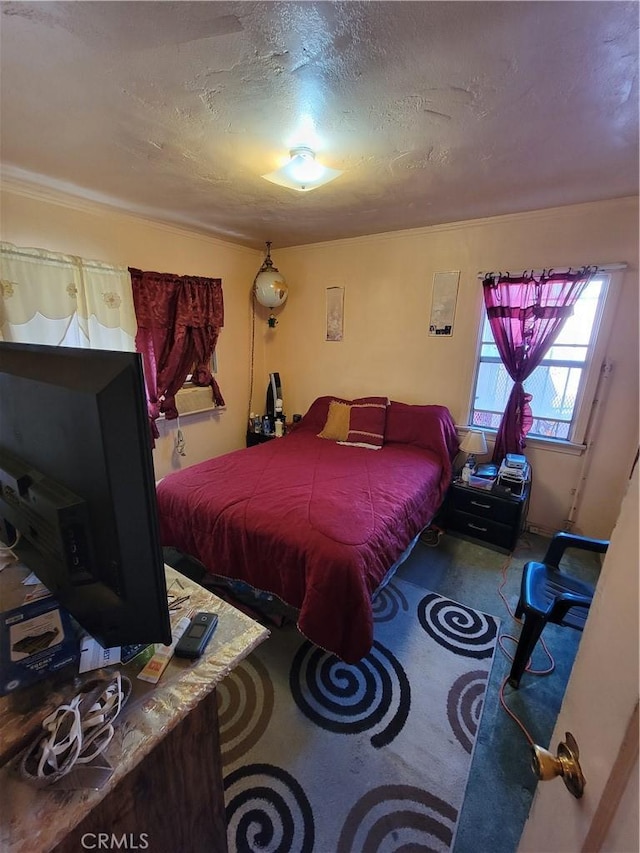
[{"x1": 531, "y1": 732, "x2": 586, "y2": 799}]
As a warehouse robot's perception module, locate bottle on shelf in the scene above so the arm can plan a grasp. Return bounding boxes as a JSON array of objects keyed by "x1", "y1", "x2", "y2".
[
  {"x1": 274, "y1": 398, "x2": 285, "y2": 436},
  {"x1": 461, "y1": 458, "x2": 475, "y2": 484}
]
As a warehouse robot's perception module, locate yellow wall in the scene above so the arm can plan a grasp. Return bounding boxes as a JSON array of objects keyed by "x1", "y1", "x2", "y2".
[
  {"x1": 270, "y1": 197, "x2": 639, "y2": 538},
  {"x1": 0, "y1": 184, "x2": 262, "y2": 477},
  {"x1": 2, "y1": 184, "x2": 638, "y2": 537}
]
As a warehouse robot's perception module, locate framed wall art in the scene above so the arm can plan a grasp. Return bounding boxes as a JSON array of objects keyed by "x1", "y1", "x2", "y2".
[
  {"x1": 428, "y1": 270, "x2": 460, "y2": 336},
  {"x1": 326, "y1": 286, "x2": 344, "y2": 341}
]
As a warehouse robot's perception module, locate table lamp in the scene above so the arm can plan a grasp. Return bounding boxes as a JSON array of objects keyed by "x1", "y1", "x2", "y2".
[{"x1": 459, "y1": 430, "x2": 488, "y2": 470}]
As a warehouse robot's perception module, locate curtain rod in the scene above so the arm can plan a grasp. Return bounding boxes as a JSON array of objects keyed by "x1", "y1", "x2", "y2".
[
  {"x1": 477, "y1": 263, "x2": 627, "y2": 280},
  {"x1": 1, "y1": 245, "x2": 127, "y2": 274}
]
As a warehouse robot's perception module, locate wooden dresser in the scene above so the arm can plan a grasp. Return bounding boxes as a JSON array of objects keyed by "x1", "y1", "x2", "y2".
[{"x1": 1, "y1": 566, "x2": 269, "y2": 853}]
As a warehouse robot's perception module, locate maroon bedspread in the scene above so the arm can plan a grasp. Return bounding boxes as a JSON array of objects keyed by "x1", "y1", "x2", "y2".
[{"x1": 156, "y1": 400, "x2": 458, "y2": 662}]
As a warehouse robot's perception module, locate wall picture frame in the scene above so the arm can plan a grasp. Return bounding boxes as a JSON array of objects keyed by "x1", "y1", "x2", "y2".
[
  {"x1": 326, "y1": 286, "x2": 344, "y2": 341},
  {"x1": 429, "y1": 270, "x2": 460, "y2": 336}
]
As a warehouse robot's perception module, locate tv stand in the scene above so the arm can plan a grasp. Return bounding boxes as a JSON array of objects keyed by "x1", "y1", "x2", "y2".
[{"x1": 0, "y1": 566, "x2": 269, "y2": 852}]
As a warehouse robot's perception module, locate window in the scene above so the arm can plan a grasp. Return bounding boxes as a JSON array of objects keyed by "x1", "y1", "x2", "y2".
[
  {"x1": 183, "y1": 352, "x2": 218, "y2": 387},
  {"x1": 1, "y1": 243, "x2": 137, "y2": 352},
  {"x1": 470, "y1": 275, "x2": 610, "y2": 443},
  {"x1": 174, "y1": 352, "x2": 221, "y2": 416}
]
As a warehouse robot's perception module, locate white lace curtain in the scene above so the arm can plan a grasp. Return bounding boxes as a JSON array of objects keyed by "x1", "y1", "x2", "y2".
[{"x1": 0, "y1": 242, "x2": 136, "y2": 350}]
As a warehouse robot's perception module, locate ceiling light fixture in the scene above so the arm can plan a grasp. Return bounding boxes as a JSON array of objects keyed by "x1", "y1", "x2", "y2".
[{"x1": 262, "y1": 146, "x2": 343, "y2": 192}]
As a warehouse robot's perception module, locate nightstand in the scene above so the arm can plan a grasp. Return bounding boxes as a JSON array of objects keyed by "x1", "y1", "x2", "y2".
[
  {"x1": 246, "y1": 430, "x2": 275, "y2": 447},
  {"x1": 444, "y1": 478, "x2": 530, "y2": 552}
]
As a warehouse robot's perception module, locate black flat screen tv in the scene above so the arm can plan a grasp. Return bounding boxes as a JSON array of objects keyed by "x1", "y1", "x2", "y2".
[{"x1": 0, "y1": 342, "x2": 172, "y2": 648}]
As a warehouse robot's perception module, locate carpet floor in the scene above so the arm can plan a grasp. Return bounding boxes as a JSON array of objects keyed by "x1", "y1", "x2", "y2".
[
  {"x1": 395, "y1": 532, "x2": 602, "y2": 853},
  {"x1": 164, "y1": 533, "x2": 601, "y2": 852},
  {"x1": 216, "y1": 577, "x2": 500, "y2": 853}
]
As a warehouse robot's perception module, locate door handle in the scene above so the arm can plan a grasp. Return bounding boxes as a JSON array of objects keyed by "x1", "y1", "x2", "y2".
[{"x1": 531, "y1": 732, "x2": 586, "y2": 799}]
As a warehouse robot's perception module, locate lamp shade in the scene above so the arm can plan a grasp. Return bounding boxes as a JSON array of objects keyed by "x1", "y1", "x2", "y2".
[
  {"x1": 253, "y1": 242, "x2": 288, "y2": 309},
  {"x1": 459, "y1": 430, "x2": 488, "y2": 455},
  {"x1": 254, "y1": 269, "x2": 288, "y2": 308}
]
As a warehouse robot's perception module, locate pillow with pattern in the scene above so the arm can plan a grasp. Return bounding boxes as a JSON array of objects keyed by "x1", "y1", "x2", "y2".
[{"x1": 339, "y1": 396, "x2": 389, "y2": 449}]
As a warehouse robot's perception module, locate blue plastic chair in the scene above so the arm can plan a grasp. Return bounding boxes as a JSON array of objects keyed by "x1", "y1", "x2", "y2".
[{"x1": 508, "y1": 532, "x2": 609, "y2": 688}]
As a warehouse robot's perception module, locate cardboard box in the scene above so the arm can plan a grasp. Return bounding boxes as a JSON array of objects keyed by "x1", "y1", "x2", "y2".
[{"x1": 0, "y1": 588, "x2": 80, "y2": 696}]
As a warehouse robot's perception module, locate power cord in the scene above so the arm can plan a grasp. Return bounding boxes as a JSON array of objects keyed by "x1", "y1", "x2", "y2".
[
  {"x1": 420, "y1": 524, "x2": 444, "y2": 547},
  {"x1": 248, "y1": 292, "x2": 256, "y2": 426},
  {"x1": 496, "y1": 547, "x2": 556, "y2": 747},
  {"x1": 174, "y1": 426, "x2": 186, "y2": 457},
  {"x1": 172, "y1": 412, "x2": 186, "y2": 457},
  {"x1": 0, "y1": 530, "x2": 21, "y2": 570}
]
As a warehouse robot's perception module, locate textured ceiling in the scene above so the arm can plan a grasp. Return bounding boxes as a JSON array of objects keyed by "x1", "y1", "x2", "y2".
[{"x1": 1, "y1": 1, "x2": 638, "y2": 249}]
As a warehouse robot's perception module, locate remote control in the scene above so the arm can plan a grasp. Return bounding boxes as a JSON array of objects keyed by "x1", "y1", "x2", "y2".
[{"x1": 174, "y1": 612, "x2": 218, "y2": 659}]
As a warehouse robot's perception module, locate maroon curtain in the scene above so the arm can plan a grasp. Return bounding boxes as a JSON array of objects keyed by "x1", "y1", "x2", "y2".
[
  {"x1": 129, "y1": 268, "x2": 225, "y2": 441},
  {"x1": 483, "y1": 267, "x2": 596, "y2": 462}
]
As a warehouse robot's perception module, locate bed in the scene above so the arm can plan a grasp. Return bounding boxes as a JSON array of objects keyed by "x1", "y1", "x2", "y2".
[{"x1": 156, "y1": 396, "x2": 459, "y2": 662}]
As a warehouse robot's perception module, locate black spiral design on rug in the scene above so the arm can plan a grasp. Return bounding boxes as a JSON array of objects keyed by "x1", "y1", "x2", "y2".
[
  {"x1": 225, "y1": 763, "x2": 314, "y2": 853},
  {"x1": 417, "y1": 592, "x2": 497, "y2": 659},
  {"x1": 336, "y1": 783, "x2": 458, "y2": 852},
  {"x1": 447, "y1": 670, "x2": 488, "y2": 754},
  {"x1": 372, "y1": 580, "x2": 409, "y2": 623},
  {"x1": 288, "y1": 640, "x2": 410, "y2": 748},
  {"x1": 217, "y1": 656, "x2": 274, "y2": 766}
]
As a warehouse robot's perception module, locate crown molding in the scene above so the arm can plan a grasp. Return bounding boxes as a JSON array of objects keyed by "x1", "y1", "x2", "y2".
[
  {"x1": 2, "y1": 167, "x2": 636, "y2": 257},
  {"x1": 279, "y1": 195, "x2": 639, "y2": 254},
  {"x1": 0, "y1": 169, "x2": 259, "y2": 256}
]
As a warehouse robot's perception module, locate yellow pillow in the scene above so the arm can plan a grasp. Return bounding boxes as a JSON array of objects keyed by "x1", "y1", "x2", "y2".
[{"x1": 318, "y1": 400, "x2": 352, "y2": 441}]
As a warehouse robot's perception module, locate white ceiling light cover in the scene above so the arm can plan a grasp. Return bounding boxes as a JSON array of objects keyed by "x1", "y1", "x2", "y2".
[{"x1": 262, "y1": 147, "x2": 343, "y2": 192}]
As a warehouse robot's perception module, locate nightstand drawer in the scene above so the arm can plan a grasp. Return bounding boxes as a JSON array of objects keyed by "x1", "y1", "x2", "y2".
[
  {"x1": 450, "y1": 488, "x2": 521, "y2": 525},
  {"x1": 447, "y1": 509, "x2": 516, "y2": 551}
]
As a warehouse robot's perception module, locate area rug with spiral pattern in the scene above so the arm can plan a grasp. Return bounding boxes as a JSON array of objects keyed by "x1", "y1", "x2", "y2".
[{"x1": 216, "y1": 577, "x2": 500, "y2": 853}]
